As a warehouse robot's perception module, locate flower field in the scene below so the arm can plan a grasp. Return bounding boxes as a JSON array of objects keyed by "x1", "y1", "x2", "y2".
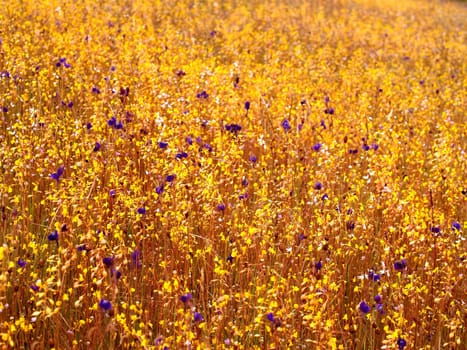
[{"x1": 0, "y1": 0, "x2": 466, "y2": 348}]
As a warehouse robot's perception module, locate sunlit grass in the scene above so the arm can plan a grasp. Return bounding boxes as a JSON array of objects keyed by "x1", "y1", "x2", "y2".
[{"x1": 0, "y1": 0, "x2": 465, "y2": 349}]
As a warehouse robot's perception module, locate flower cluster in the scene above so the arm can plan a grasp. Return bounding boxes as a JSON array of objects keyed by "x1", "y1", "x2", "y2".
[{"x1": 0, "y1": 0, "x2": 465, "y2": 349}]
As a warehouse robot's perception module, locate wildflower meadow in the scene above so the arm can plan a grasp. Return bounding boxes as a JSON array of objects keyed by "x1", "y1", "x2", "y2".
[{"x1": 0, "y1": 0, "x2": 466, "y2": 349}]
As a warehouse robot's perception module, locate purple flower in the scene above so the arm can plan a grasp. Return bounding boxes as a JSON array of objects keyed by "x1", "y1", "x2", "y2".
[
  {"x1": 376, "y1": 303, "x2": 384, "y2": 314},
  {"x1": 175, "y1": 152, "x2": 188, "y2": 159},
  {"x1": 67, "y1": 101, "x2": 73, "y2": 108},
  {"x1": 368, "y1": 270, "x2": 380, "y2": 282},
  {"x1": 241, "y1": 178, "x2": 248, "y2": 187},
  {"x1": 313, "y1": 143, "x2": 322, "y2": 151},
  {"x1": 166, "y1": 174, "x2": 175, "y2": 182},
  {"x1": 227, "y1": 255, "x2": 234, "y2": 263},
  {"x1": 155, "y1": 336, "x2": 164, "y2": 346},
  {"x1": 93, "y1": 142, "x2": 101, "y2": 152},
  {"x1": 362, "y1": 144, "x2": 370, "y2": 151},
  {"x1": 266, "y1": 313, "x2": 275, "y2": 322},
  {"x1": 91, "y1": 86, "x2": 101, "y2": 94},
  {"x1": 180, "y1": 293, "x2": 192, "y2": 304},
  {"x1": 244, "y1": 101, "x2": 250, "y2": 110},
  {"x1": 186, "y1": 136, "x2": 193, "y2": 145},
  {"x1": 30, "y1": 284, "x2": 40, "y2": 292},
  {"x1": 321, "y1": 193, "x2": 329, "y2": 201},
  {"x1": 394, "y1": 259, "x2": 407, "y2": 271},
  {"x1": 86, "y1": 122, "x2": 92, "y2": 130},
  {"x1": 324, "y1": 107, "x2": 334, "y2": 115},
  {"x1": 77, "y1": 244, "x2": 88, "y2": 252},
  {"x1": 107, "y1": 116, "x2": 117, "y2": 127},
  {"x1": 371, "y1": 143, "x2": 379, "y2": 151},
  {"x1": 156, "y1": 185, "x2": 164, "y2": 194},
  {"x1": 50, "y1": 166, "x2": 64, "y2": 181},
  {"x1": 359, "y1": 301, "x2": 371, "y2": 314},
  {"x1": 196, "y1": 91, "x2": 209, "y2": 99},
  {"x1": 374, "y1": 294, "x2": 382, "y2": 304},
  {"x1": 397, "y1": 337, "x2": 407, "y2": 350},
  {"x1": 324, "y1": 96, "x2": 330, "y2": 104},
  {"x1": 314, "y1": 182, "x2": 323, "y2": 190},
  {"x1": 225, "y1": 124, "x2": 242, "y2": 134},
  {"x1": 109, "y1": 189, "x2": 116, "y2": 197},
  {"x1": 115, "y1": 121, "x2": 123, "y2": 129},
  {"x1": 48, "y1": 230, "x2": 59, "y2": 241},
  {"x1": 99, "y1": 298, "x2": 112, "y2": 311},
  {"x1": 281, "y1": 119, "x2": 291, "y2": 131},
  {"x1": 0, "y1": 71, "x2": 11, "y2": 79},
  {"x1": 103, "y1": 257, "x2": 114, "y2": 267},
  {"x1": 17, "y1": 258, "x2": 27, "y2": 268},
  {"x1": 239, "y1": 193, "x2": 248, "y2": 200},
  {"x1": 137, "y1": 207, "x2": 147, "y2": 215},
  {"x1": 203, "y1": 143, "x2": 212, "y2": 152},
  {"x1": 452, "y1": 221, "x2": 461, "y2": 231},
  {"x1": 194, "y1": 312, "x2": 204, "y2": 323},
  {"x1": 315, "y1": 261, "x2": 323, "y2": 271},
  {"x1": 217, "y1": 203, "x2": 226, "y2": 211},
  {"x1": 56, "y1": 57, "x2": 66, "y2": 67},
  {"x1": 430, "y1": 226, "x2": 440, "y2": 234},
  {"x1": 349, "y1": 148, "x2": 358, "y2": 154},
  {"x1": 158, "y1": 141, "x2": 168, "y2": 149},
  {"x1": 111, "y1": 269, "x2": 121, "y2": 279},
  {"x1": 249, "y1": 155, "x2": 257, "y2": 163},
  {"x1": 320, "y1": 119, "x2": 326, "y2": 129}
]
